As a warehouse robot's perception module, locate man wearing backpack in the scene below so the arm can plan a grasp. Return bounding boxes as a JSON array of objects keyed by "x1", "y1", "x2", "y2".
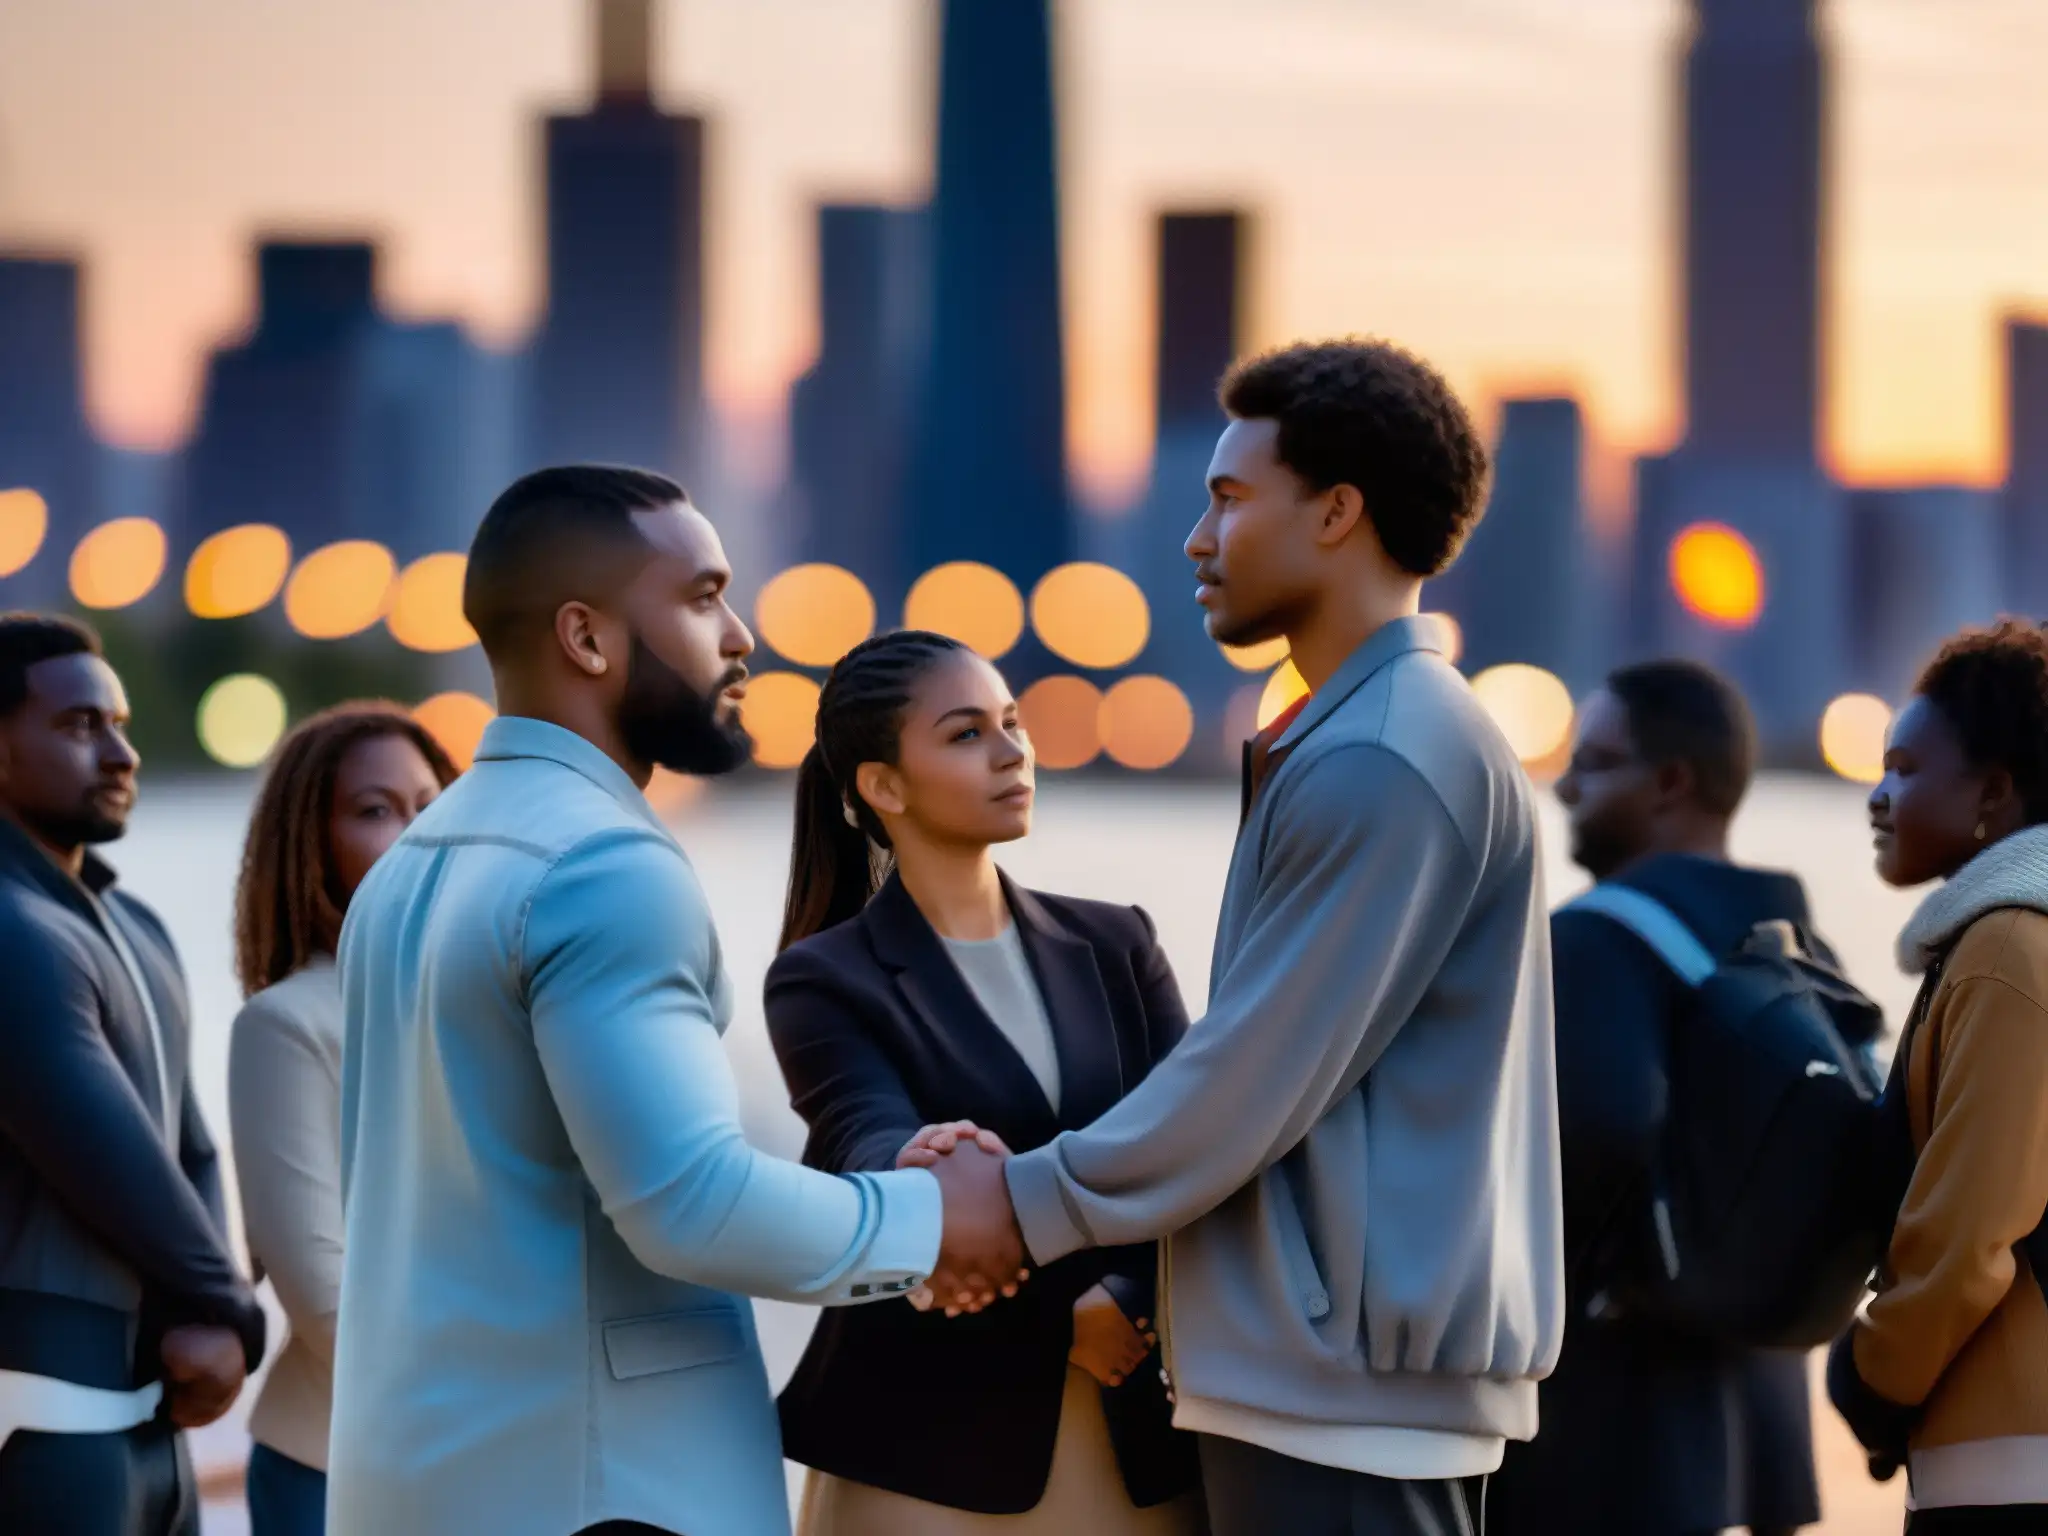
[{"x1": 1490, "y1": 659, "x2": 1872, "y2": 1536}]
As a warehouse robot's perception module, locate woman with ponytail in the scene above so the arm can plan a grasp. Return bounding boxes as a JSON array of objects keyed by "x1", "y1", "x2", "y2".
[{"x1": 766, "y1": 630, "x2": 1206, "y2": 1535}]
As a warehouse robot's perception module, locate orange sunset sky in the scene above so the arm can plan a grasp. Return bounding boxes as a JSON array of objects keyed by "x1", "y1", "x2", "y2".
[{"x1": 3, "y1": 0, "x2": 2047, "y2": 508}]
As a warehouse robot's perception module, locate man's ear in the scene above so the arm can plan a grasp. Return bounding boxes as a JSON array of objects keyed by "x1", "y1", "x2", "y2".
[
  {"x1": 1650, "y1": 756, "x2": 1698, "y2": 814},
  {"x1": 553, "y1": 601, "x2": 615, "y2": 678},
  {"x1": 1316, "y1": 483, "x2": 1368, "y2": 547}
]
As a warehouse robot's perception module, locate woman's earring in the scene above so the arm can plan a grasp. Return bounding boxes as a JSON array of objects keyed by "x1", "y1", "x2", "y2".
[
  {"x1": 1975, "y1": 820, "x2": 1988, "y2": 841},
  {"x1": 843, "y1": 800, "x2": 861, "y2": 830}
]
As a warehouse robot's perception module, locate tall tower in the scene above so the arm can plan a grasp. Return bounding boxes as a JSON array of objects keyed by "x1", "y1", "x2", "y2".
[
  {"x1": 786, "y1": 204, "x2": 928, "y2": 599},
  {"x1": 1126, "y1": 211, "x2": 1248, "y2": 766},
  {"x1": 0, "y1": 255, "x2": 96, "y2": 605},
  {"x1": 1683, "y1": 0, "x2": 1825, "y2": 464},
  {"x1": 2004, "y1": 319, "x2": 2048, "y2": 616},
  {"x1": 904, "y1": 0, "x2": 1071, "y2": 608},
  {"x1": 532, "y1": 0, "x2": 705, "y2": 481}
]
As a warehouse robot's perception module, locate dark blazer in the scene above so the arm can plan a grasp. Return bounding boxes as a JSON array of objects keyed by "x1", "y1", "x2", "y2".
[
  {"x1": 765, "y1": 870, "x2": 1200, "y2": 1515},
  {"x1": 1490, "y1": 853, "x2": 1864, "y2": 1536},
  {"x1": 0, "y1": 819, "x2": 265, "y2": 1392}
]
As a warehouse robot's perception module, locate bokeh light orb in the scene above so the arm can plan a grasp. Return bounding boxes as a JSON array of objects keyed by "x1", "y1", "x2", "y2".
[
  {"x1": 1471, "y1": 664, "x2": 1576, "y2": 764},
  {"x1": 0, "y1": 488, "x2": 49, "y2": 578},
  {"x1": 1820, "y1": 693, "x2": 1892, "y2": 785},
  {"x1": 413, "y1": 692, "x2": 495, "y2": 771},
  {"x1": 1100, "y1": 676, "x2": 1194, "y2": 771},
  {"x1": 1018, "y1": 676, "x2": 1105, "y2": 770},
  {"x1": 70, "y1": 518, "x2": 168, "y2": 610},
  {"x1": 285, "y1": 541, "x2": 397, "y2": 640},
  {"x1": 1030, "y1": 563, "x2": 1149, "y2": 670},
  {"x1": 1426, "y1": 612, "x2": 1464, "y2": 667},
  {"x1": 645, "y1": 768, "x2": 706, "y2": 818},
  {"x1": 755, "y1": 564, "x2": 876, "y2": 667},
  {"x1": 186, "y1": 525, "x2": 292, "y2": 619},
  {"x1": 195, "y1": 674, "x2": 289, "y2": 769},
  {"x1": 1221, "y1": 636, "x2": 1290, "y2": 672},
  {"x1": 1669, "y1": 523, "x2": 1764, "y2": 629},
  {"x1": 739, "y1": 672, "x2": 822, "y2": 770},
  {"x1": 1256, "y1": 660, "x2": 1310, "y2": 731},
  {"x1": 904, "y1": 563, "x2": 1026, "y2": 659},
  {"x1": 387, "y1": 553, "x2": 477, "y2": 653}
]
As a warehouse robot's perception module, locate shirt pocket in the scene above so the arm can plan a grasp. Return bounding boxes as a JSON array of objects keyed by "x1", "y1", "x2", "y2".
[
  {"x1": 1271, "y1": 1173, "x2": 1332, "y2": 1323},
  {"x1": 602, "y1": 1307, "x2": 748, "y2": 1381}
]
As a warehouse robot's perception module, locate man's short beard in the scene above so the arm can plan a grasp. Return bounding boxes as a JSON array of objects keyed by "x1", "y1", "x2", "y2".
[
  {"x1": 617, "y1": 635, "x2": 753, "y2": 778},
  {"x1": 20, "y1": 804, "x2": 127, "y2": 853}
]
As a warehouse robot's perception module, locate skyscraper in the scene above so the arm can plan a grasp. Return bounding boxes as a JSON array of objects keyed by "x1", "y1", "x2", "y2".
[
  {"x1": 531, "y1": 0, "x2": 705, "y2": 481},
  {"x1": 2004, "y1": 318, "x2": 2048, "y2": 616},
  {"x1": 905, "y1": 0, "x2": 1071, "y2": 598},
  {"x1": 1127, "y1": 211, "x2": 1247, "y2": 765},
  {"x1": 1631, "y1": 0, "x2": 1843, "y2": 759},
  {"x1": 786, "y1": 205, "x2": 927, "y2": 603},
  {"x1": 183, "y1": 240, "x2": 512, "y2": 559},
  {"x1": 1848, "y1": 486, "x2": 2000, "y2": 698},
  {"x1": 1683, "y1": 0, "x2": 1825, "y2": 464},
  {"x1": 0, "y1": 255, "x2": 97, "y2": 605},
  {"x1": 1435, "y1": 398, "x2": 1591, "y2": 688}
]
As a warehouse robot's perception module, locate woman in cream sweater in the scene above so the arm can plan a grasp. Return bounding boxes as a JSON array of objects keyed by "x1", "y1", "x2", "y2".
[{"x1": 228, "y1": 704, "x2": 455, "y2": 1535}]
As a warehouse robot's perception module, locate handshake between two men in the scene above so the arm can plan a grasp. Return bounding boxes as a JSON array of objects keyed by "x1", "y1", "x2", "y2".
[{"x1": 892, "y1": 1121, "x2": 1159, "y2": 1392}]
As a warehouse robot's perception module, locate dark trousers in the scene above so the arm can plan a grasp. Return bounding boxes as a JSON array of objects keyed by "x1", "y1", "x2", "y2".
[
  {"x1": 1199, "y1": 1434, "x2": 1485, "y2": 1536},
  {"x1": 246, "y1": 1443, "x2": 326, "y2": 1536},
  {"x1": 0, "y1": 1420, "x2": 197, "y2": 1535},
  {"x1": 1907, "y1": 1508, "x2": 2048, "y2": 1535}
]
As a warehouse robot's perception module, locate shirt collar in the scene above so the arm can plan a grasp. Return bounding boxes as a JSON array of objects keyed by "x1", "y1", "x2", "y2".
[
  {"x1": 1271, "y1": 613, "x2": 1445, "y2": 753},
  {"x1": 471, "y1": 715, "x2": 672, "y2": 836}
]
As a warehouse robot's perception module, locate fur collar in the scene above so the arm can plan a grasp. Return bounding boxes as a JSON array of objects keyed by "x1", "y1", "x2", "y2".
[{"x1": 1897, "y1": 824, "x2": 2048, "y2": 974}]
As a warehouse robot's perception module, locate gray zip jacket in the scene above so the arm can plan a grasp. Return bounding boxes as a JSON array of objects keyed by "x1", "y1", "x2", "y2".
[{"x1": 1005, "y1": 616, "x2": 1565, "y2": 1441}]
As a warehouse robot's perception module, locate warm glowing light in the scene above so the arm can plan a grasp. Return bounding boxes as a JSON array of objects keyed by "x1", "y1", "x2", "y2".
[
  {"x1": 1820, "y1": 693, "x2": 1893, "y2": 785},
  {"x1": 185, "y1": 525, "x2": 291, "y2": 619},
  {"x1": 646, "y1": 768, "x2": 705, "y2": 818},
  {"x1": 1471, "y1": 664, "x2": 1576, "y2": 764},
  {"x1": 285, "y1": 541, "x2": 397, "y2": 640},
  {"x1": 1669, "y1": 523, "x2": 1765, "y2": 629},
  {"x1": 904, "y1": 563, "x2": 1027, "y2": 659},
  {"x1": 1030, "y1": 563, "x2": 1150, "y2": 670},
  {"x1": 0, "y1": 488, "x2": 49, "y2": 578},
  {"x1": 1018, "y1": 676, "x2": 1105, "y2": 770},
  {"x1": 1221, "y1": 637, "x2": 1290, "y2": 672},
  {"x1": 1426, "y1": 612, "x2": 1464, "y2": 667},
  {"x1": 739, "y1": 672, "x2": 822, "y2": 770},
  {"x1": 413, "y1": 692, "x2": 495, "y2": 771},
  {"x1": 1099, "y1": 676, "x2": 1194, "y2": 770},
  {"x1": 387, "y1": 553, "x2": 477, "y2": 653},
  {"x1": 755, "y1": 564, "x2": 876, "y2": 667},
  {"x1": 195, "y1": 674, "x2": 289, "y2": 769},
  {"x1": 1257, "y1": 661, "x2": 1310, "y2": 730},
  {"x1": 70, "y1": 518, "x2": 168, "y2": 610}
]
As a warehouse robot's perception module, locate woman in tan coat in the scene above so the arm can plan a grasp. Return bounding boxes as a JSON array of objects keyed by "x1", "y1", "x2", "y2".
[
  {"x1": 1832, "y1": 619, "x2": 2048, "y2": 1531},
  {"x1": 227, "y1": 704, "x2": 455, "y2": 1535}
]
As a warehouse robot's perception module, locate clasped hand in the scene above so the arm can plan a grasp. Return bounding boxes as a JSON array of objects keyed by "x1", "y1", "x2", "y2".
[{"x1": 896, "y1": 1121, "x2": 1029, "y2": 1317}]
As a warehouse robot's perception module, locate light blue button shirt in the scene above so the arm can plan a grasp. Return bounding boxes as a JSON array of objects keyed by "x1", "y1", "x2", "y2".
[{"x1": 331, "y1": 716, "x2": 941, "y2": 1536}]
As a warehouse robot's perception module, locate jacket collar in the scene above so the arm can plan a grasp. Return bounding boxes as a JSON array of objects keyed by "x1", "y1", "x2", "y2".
[
  {"x1": 0, "y1": 815, "x2": 120, "y2": 912},
  {"x1": 863, "y1": 868, "x2": 1125, "y2": 1131},
  {"x1": 1270, "y1": 613, "x2": 1445, "y2": 755},
  {"x1": 472, "y1": 715, "x2": 671, "y2": 837},
  {"x1": 1898, "y1": 823, "x2": 2048, "y2": 974}
]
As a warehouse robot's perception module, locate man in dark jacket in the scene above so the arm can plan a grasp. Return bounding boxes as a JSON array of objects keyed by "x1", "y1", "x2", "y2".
[
  {"x1": 1490, "y1": 659, "x2": 1830, "y2": 1536},
  {"x1": 0, "y1": 614, "x2": 265, "y2": 1534}
]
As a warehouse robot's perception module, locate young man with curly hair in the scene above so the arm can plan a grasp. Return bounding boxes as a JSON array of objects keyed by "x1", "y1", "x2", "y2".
[{"x1": 917, "y1": 339, "x2": 1566, "y2": 1535}]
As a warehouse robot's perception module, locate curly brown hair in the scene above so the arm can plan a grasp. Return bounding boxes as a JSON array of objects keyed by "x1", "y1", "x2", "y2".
[
  {"x1": 233, "y1": 702, "x2": 459, "y2": 997},
  {"x1": 1218, "y1": 337, "x2": 1490, "y2": 577},
  {"x1": 1916, "y1": 617, "x2": 2048, "y2": 826}
]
